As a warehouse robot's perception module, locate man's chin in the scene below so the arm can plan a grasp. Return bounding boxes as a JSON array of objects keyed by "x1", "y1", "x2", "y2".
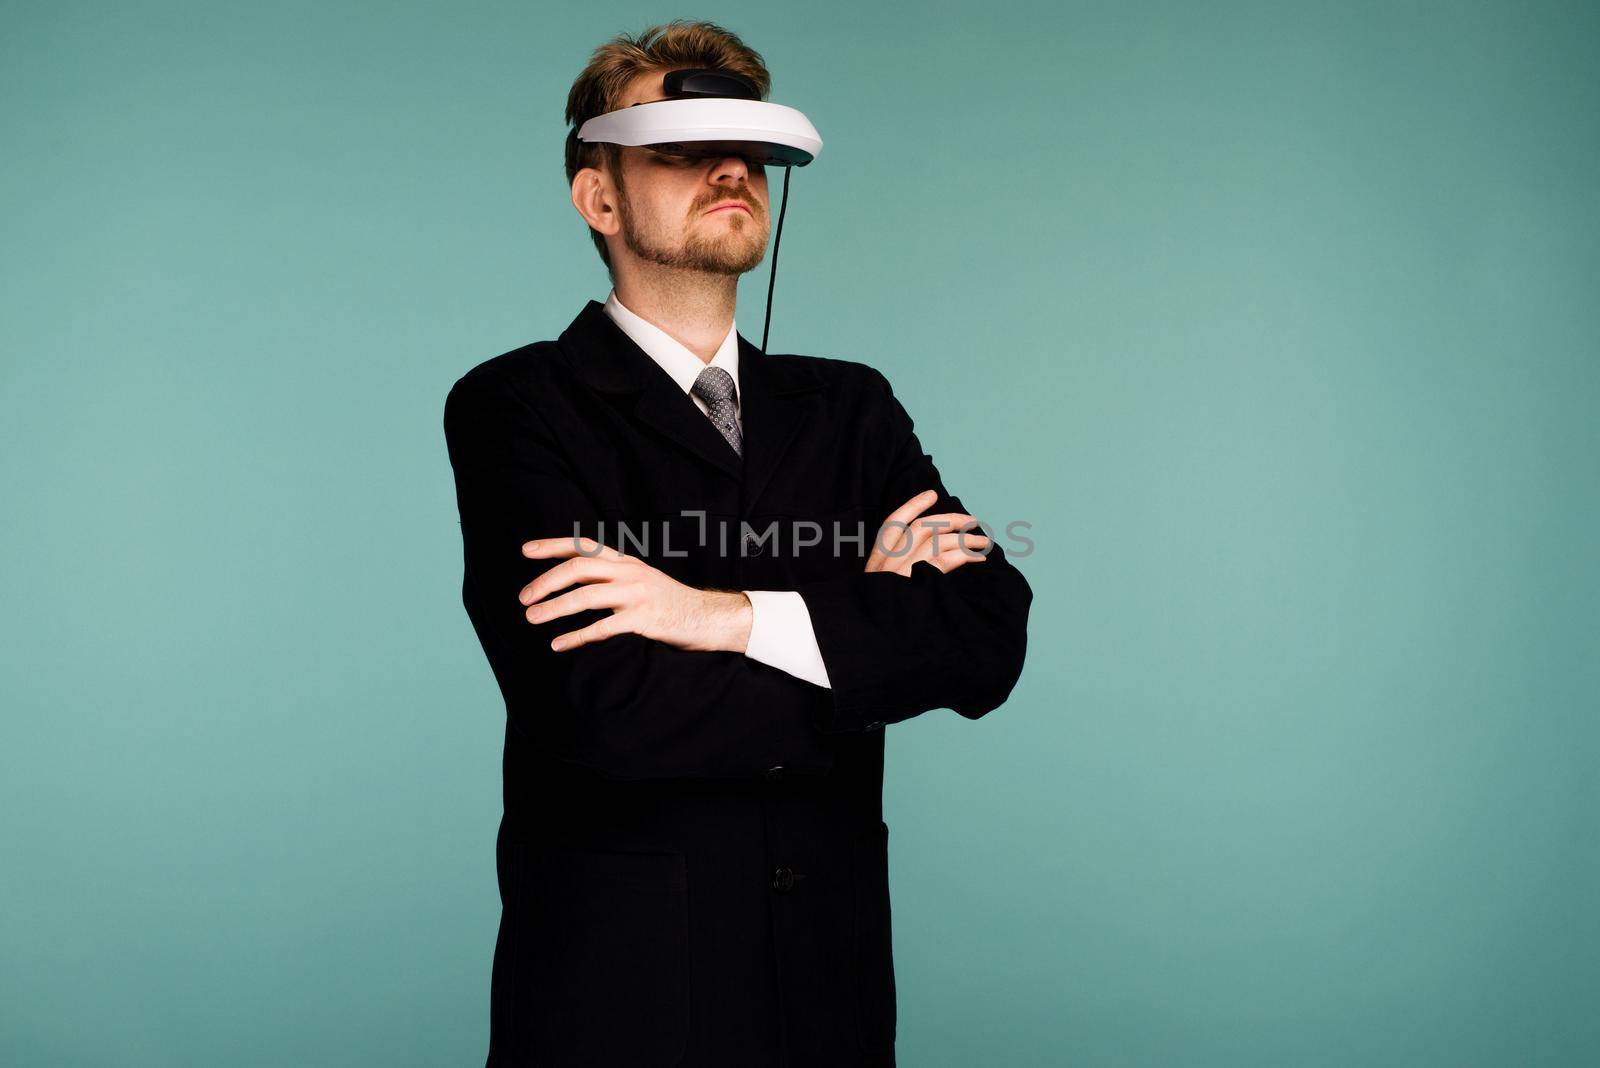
[
  {"x1": 689, "y1": 241, "x2": 768, "y2": 276},
  {"x1": 625, "y1": 228, "x2": 768, "y2": 275}
]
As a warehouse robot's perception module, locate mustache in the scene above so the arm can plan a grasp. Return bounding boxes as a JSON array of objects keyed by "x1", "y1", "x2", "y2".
[{"x1": 698, "y1": 193, "x2": 761, "y2": 214}]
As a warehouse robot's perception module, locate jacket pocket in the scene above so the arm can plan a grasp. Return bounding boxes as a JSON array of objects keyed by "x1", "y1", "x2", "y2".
[
  {"x1": 852, "y1": 821, "x2": 897, "y2": 1052},
  {"x1": 512, "y1": 847, "x2": 690, "y2": 1065}
]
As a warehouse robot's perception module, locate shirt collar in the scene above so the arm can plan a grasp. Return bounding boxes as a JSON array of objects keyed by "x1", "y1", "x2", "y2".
[{"x1": 602, "y1": 289, "x2": 741, "y2": 410}]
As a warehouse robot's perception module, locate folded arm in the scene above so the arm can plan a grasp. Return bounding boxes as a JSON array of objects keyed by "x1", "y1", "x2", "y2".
[
  {"x1": 444, "y1": 368, "x2": 839, "y2": 782},
  {"x1": 795, "y1": 367, "x2": 1034, "y2": 733}
]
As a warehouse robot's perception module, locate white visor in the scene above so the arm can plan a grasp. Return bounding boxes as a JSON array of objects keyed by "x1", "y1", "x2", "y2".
[{"x1": 576, "y1": 97, "x2": 823, "y2": 167}]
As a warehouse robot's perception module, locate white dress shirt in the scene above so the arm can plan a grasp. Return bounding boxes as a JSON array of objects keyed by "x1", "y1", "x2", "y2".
[{"x1": 601, "y1": 289, "x2": 833, "y2": 689}]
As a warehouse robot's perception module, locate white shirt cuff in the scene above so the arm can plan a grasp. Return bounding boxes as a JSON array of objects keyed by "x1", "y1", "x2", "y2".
[{"x1": 742, "y1": 589, "x2": 833, "y2": 689}]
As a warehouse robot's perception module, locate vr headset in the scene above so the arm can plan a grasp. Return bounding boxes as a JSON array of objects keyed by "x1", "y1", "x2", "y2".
[{"x1": 574, "y1": 68, "x2": 824, "y2": 351}]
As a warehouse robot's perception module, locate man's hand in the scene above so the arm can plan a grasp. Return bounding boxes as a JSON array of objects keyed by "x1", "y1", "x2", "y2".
[
  {"x1": 866, "y1": 489, "x2": 991, "y2": 577},
  {"x1": 519, "y1": 537, "x2": 753, "y2": 654}
]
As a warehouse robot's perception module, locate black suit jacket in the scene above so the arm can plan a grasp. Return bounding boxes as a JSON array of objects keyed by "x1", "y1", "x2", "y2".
[{"x1": 443, "y1": 299, "x2": 1032, "y2": 1066}]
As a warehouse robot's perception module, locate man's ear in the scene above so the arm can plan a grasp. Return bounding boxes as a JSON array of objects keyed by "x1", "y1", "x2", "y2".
[{"x1": 571, "y1": 166, "x2": 620, "y2": 237}]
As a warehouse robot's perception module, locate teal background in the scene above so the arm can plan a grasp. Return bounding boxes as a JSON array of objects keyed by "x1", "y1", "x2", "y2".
[{"x1": 2, "y1": 1, "x2": 1595, "y2": 1064}]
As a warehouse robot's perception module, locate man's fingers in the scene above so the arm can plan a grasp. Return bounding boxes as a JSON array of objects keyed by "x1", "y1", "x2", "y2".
[
  {"x1": 550, "y1": 612, "x2": 633, "y2": 652},
  {"x1": 524, "y1": 581, "x2": 627, "y2": 625},
  {"x1": 907, "y1": 534, "x2": 990, "y2": 573},
  {"x1": 940, "y1": 531, "x2": 991, "y2": 555},
  {"x1": 871, "y1": 492, "x2": 943, "y2": 561},
  {"x1": 900, "y1": 514, "x2": 979, "y2": 554},
  {"x1": 518, "y1": 554, "x2": 626, "y2": 606},
  {"x1": 865, "y1": 499, "x2": 989, "y2": 574},
  {"x1": 885, "y1": 514, "x2": 980, "y2": 561},
  {"x1": 876, "y1": 489, "x2": 940, "y2": 552},
  {"x1": 929, "y1": 544, "x2": 991, "y2": 573},
  {"x1": 523, "y1": 535, "x2": 626, "y2": 559},
  {"x1": 883, "y1": 489, "x2": 939, "y2": 529},
  {"x1": 926, "y1": 527, "x2": 988, "y2": 559},
  {"x1": 868, "y1": 531, "x2": 991, "y2": 577}
]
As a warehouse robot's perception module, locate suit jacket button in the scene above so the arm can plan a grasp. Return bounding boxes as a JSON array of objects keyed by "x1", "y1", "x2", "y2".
[
  {"x1": 743, "y1": 530, "x2": 764, "y2": 557},
  {"x1": 764, "y1": 764, "x2": 786, "y2": 780},
  {"x1": 771, "y1": 867, "x2": 795, "y2": 893},
  {"x1": 865, "y1": 721, "x2": 885, "y2": 731}
]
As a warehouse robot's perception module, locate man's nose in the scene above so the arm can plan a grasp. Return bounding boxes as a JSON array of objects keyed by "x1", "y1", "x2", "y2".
[{"x1": 710, "y1": 154, "x2": 753, "y2": 182}]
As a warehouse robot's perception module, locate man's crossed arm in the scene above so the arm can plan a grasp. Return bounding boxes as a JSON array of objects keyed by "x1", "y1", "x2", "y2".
[
  {"x1": 517, "y1": 488, "x2": 991, "y2": 653},
  {"x1": 444, "y1": 364, "x2": 1031, "y2": 781}
]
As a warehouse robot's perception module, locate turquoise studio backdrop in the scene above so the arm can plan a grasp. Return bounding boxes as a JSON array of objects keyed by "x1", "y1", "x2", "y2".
[{"x1": 2, "y1": 1, "x2": 1595, "y2": 1065}]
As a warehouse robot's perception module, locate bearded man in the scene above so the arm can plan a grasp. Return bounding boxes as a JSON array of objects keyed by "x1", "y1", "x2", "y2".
[{"x1": 443, "y1": 19, "x2": 1032, "y2": 1067}]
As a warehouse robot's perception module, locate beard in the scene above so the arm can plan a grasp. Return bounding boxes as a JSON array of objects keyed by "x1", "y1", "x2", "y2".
[{"x1": 617, "y1": 186, "x2": 770, "y2": 275}]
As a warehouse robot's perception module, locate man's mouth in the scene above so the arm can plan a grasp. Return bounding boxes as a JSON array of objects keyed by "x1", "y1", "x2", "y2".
[{"x1": 705, "y1": 201, "x2": 752, "y2": 216}]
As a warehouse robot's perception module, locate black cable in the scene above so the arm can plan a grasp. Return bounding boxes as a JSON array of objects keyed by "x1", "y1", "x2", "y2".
[{"x1": 760, "y1": 164, "x2": 792, "y2": 354}]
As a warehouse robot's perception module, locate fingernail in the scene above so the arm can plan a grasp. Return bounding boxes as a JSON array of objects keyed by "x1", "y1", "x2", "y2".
[{"x1": 550, "y1": 637, "x2": 567, "y2": 651}]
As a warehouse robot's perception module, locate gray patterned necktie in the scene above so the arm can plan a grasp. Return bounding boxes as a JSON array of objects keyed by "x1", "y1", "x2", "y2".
[{"x1": 691, "y1": 365, "x2": 743, "y2": 457}]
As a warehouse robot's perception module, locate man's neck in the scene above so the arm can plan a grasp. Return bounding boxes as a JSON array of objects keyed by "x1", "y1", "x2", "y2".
[{"x1": 611, "y1": 271, "x2": 738, "y2": 363}]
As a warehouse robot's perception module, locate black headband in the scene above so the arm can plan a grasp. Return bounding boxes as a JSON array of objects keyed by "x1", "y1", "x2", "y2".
[{"x1": 661, "y1": 68, "x2": 760, "y2": 101}]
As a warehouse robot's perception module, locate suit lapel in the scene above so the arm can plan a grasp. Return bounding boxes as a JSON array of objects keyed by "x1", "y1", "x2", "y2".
[
  {"x1": 736, "y1": 331, "x2": 822, "y2": 513},
  {"x1": 558, "y1": 300, "x2": 827, "y2": 509},
  {"x1": 560, "y1": 300, "x2": 743, "y2": 480},
  {"x1": 632, "y1": 376, "x2": 746, "y2": 481}
]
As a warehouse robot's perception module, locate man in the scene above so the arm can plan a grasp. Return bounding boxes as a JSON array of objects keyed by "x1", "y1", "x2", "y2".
[{"x1": 443, "y1": 20, "x2": 1032, "y2": 1067}]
